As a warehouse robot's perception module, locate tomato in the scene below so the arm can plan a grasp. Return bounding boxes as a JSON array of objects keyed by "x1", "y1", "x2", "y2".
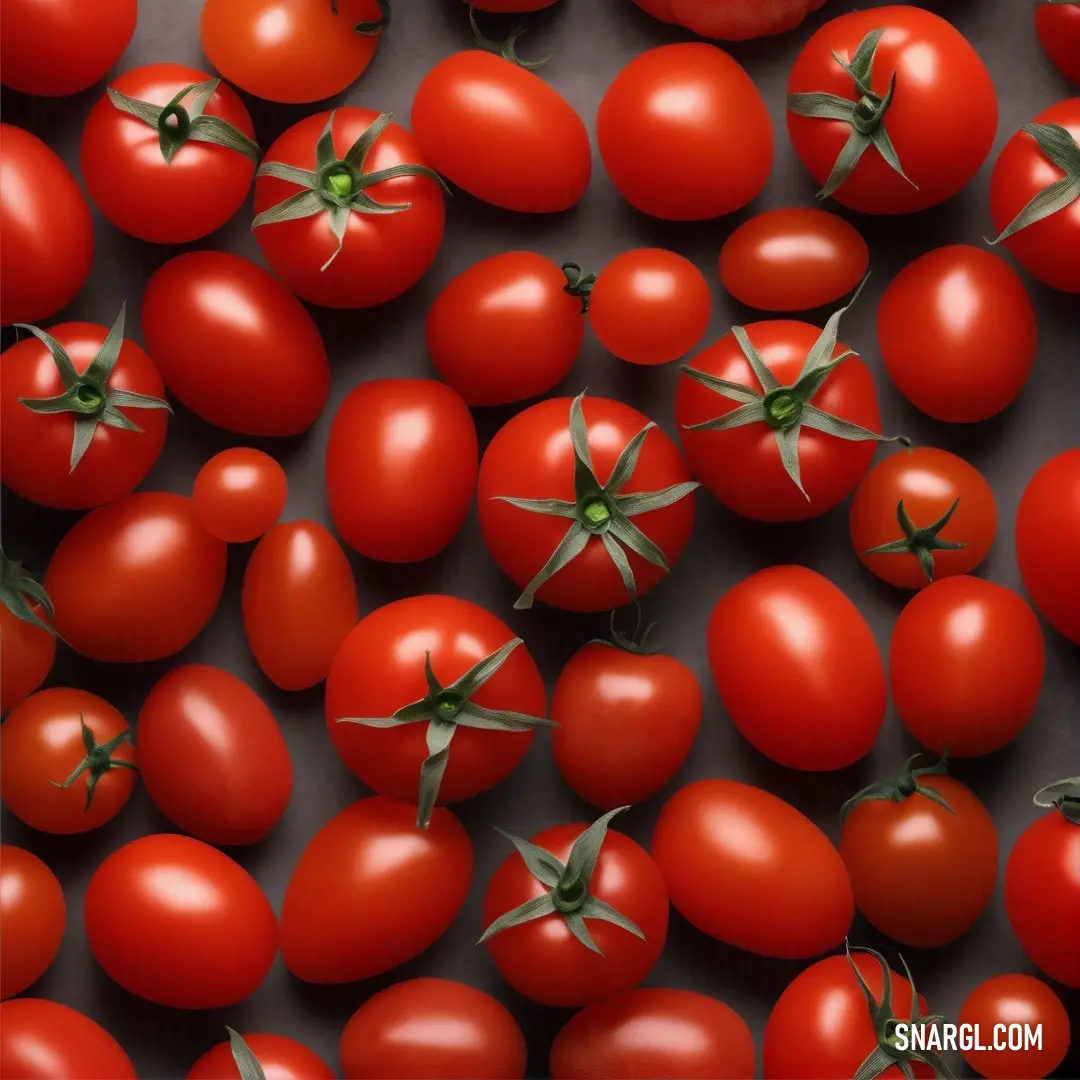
[
  {"x1": 787, "y1": 7, "x2": 997, "y2": 213},
  {"x1": 0, "y1": 846, "x2": 65, "y2": 1001},
  {"x1": 187, "y1": 1032, "x2": 334, "y2": 1080},
  {"x1": 242, "y1": 520, "x2": 358, "y2": 691},
  {"x1": 46, "y1": 492, "x2": 227, "y2": 663},
  {"x1": 1, "y1": 688, "x2": 137, "y2": 834},
  {"x1": 142, "y1": 251, "x2": 330, "y2": 436},
  {"x1": 478, "y1": 393, "x2": 697, "y2": 612},
  {"x1": 1016, "y1": 448, "x2": 1080, "y2": 644},
  {"x1": 0, "y1": 553, "x2": 56, "y2": 717},
  {"x1": 280, "y1": 796, "x2": 473, "y2": 983},
  {"x1": 628, "y1": 0, "x2": 825, "y2": 40},
  {"x1": 598, "y1": 43, "x2": 772, "y2": 221},
  {"x1": 254, "y1": 108, "x2": 445, "y2": 309},
  {"x1": 1036, "y1": 2, "x2": 1080, "y2": 85},
  {"x1": 340, "y1": 978, "x2": 527, "y2": 1079},
  {"x1": 193, "y1": 447, "x2": 288, "y2": 543},
  {"x1": 0, "y1": 124, "x2": 93, "y2": 326},
  {"x1": 138, "y1": 664, "x2": 293, "y2": 846},
  {"x1": 326, "y1": 379, "x2": 478, "y2": 562},
  {"x1": 890, "y1": 576, "x2": 1045, "y2": 758}
]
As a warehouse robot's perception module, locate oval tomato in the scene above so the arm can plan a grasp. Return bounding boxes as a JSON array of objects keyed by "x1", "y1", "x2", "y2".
[
  {"x1": 0, "y1": 554, "x2": 56, "y2": 717},
  {"x1": 598, "y1": 43, "x2": 772, "y2": 221},
  {"x1": 193, "y1": 447, "x2": 288, "y2": 543},
  {"x1": 142, "y1": 251, "x2": 330, "y2": 436},
  {"x1": 1036, "y1": 2, "x2": 1080, "y2": 85},
  {"x1": 138, "y1": 664, "x2": 293, "y2": 846},
  {"x1": 187, "y1": 1032, "x2": 334, "y2": 1080},
  {"x1": 46, "y1": 492, "x2": 227, "y2": 663},
  {"x1": 326, "y1": 379, "x2": 478, "y2": 562},
  {"x1": 0, "y1": 846, "x2": 65, "y2": 1001},
  {"x1": 629, "y1": 0, "x2": 825, "y2": 40}
]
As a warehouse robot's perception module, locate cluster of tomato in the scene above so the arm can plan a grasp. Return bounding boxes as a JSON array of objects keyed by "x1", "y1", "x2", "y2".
[{"x1": 1, "y1": 0, "x2": 1079, "y2": 1077}]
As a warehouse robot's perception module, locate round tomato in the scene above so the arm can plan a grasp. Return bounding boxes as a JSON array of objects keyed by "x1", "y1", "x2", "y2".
[
  {"x1": 1, "y1": 688, "x2": 137, "y2": 834},
  {"x1": 187, "y1": 1032, "x2": 334, "y2": 1080},
  {"x1": 478, "y1": 393, "x2": 697, "y2": 612},
  {"x1": 0, "y1": 846, "x2": 65, "y2": 1001},
  {"x1": 280, "y1": 796, "x2": 473, "y2": 984},
  {"x1": 598, "y1": 43, "x2": 772, "y2": 220},
  {"x1": 1036, "y1": 2, "x2": 1080, "y2": 85},
  {"x1": 340, "y1": 978, "x2": 527, "y2": 1079},
  {"x1": 254, "y1": 108, "x2": 445, "y2": 309},
  {"x1": 138, "y1": 664, "x2": 293, "y2": 846},
  {"x1": 142, "y1": 251, "x2": 330, "y2": 436},
  {"x1": 193, "y1": 447, "x2": 288, "y2": 543},
  {"x1": 85, "y1": 833, "x2": 277, "y2": 1008},
  {"x1": 46, "y1": 492, "x2": 227, "y2": 663},
  {"x1": 629, "y1": 0, "x2": 825, "y2": 39},
  {"x1": 890, "y1": 576, "x2": 1045, "y2": 757},
  {"x1": 0, "y1": 553, "x2": 56, "y2": 717},
  {"x1": 326, "y1": 379, "x2": 478, "y2": 562}
]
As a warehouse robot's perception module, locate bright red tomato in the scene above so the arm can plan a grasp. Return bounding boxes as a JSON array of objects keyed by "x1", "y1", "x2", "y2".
[
  {"x1": 890, "y1": 576, "x2": 1045, "y2": 757},
  {"x1": 0, "y1": 846, "x2": 65, "y2": 1000},
  {"x1": 193, "y1": 447, "x2": 288, "y2": 543},
  {"x1": 1036, "y1": 2, "x2": 1080, "y2": 85},
  {"x1": 138, "y1": 664, "x2": 293, "y2": 846},
  {"x1": 187, "y1": 1033, "x2": 334, "y2": 1080},
  {"x1": 629, "y1": 0, "x2": 825, "y2": 39},
  {"x1": 598, "y1": 43, "x2": 772, "y2": 220},
  {"x1": 0, "y1": 554, "x2": 56, "y2": 717},
  {"x1": 326, "y1": 380, "x2": 478, "y2": 562}
]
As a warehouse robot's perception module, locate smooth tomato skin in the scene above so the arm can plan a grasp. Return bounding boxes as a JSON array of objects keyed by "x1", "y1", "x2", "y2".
[
  {"x1": 142, "y1": 251, "x2": 330, "y2": 436},
  {"x1": 0, "y1": 603, "x2": 55, "y2": 717},
  {"x1": 598, "y1": 43, "x2": 772, "y2": 221},
  {"x1": 629, "y1": 0, "x2": 826, "y2": 40},
  {"x1": 193, "y1": 448, "x2": 288, "y2": 543},
  {"x1": 280, "y1": 796, "x2": 473, "y2": 984},
  {"x1": 326, "y1": 380, "x2": 478, "y2": 562},
  {"x1": 0, "y1": 846, "x2": 65, "y2": 1001},
  {"x1": 138, "y1": 664, "x2": 293, "y2": 846},
  {"x1": 1036, "y1": 4, "x2": 1080, "y2": 85},
  {"x1": 187, "y1": 1034, "x2": 334, "y2": 1080}
]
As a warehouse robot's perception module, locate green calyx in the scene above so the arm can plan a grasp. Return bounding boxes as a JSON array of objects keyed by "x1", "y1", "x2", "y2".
[
  {"x1": 863, "y1": 499, "x2": 966, "y2": 583},
  {"x1": 494, "y1": 391, "x2": 699, "y2": 610},
  {"x1": 1034, "y1": 777, "x2": 1080, "y2": 825},
  {"x1": 840, "y1": 752, "x2": 955, "y2": 825},
  {"x1": 588, "y1": 605, "x2": 659, "y2": 656},
  {"x1": 15, "y1": 305, "x2": 173, "y2": 473},
  {"x1": 788, "y1": 27, "x2": 918, "y2": 200},
  {"x1": 225, "y1": 1028, "x2": 266, "y2": 1080},
  {"x1": 477, "y1": 807, "x2": 645, "y2": 953},
  {"x1": 468, "y1": 4, "x2": 549, "y2": 69},
  {"x1": 329, "y1": 0, "x2": 391, "y2": 34},
  {"x1": 562, "y1": 262, "x2": 595, "y2": 314},
  {"x1": 51, "y1": 715, "x2": 139, "y2": 811},
  {"x1": 0, "y1": 549, "x2": 61, "y2": 642}
]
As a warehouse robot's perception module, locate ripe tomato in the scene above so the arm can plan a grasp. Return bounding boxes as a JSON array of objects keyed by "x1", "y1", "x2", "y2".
[
  {"x1": 46, "y1": 492, "x2": 227, "y2": 663},
  {"x1": 598, "y1": 44, "x2": 772, "y2": 221},
  {"x1": 0, "y1": 554, "x2": 56, "y2": 717},
  {"x1": 85, "y1": 833, "x2": 278, "y2": 1008},
  {"x1": 787, "y1": 7, "x2": 997, "y2": 213},
  {"x1": 1036, "y1": 2, "x2": 1080, "y2": 85},
  {"x1": 242, "y1": 520, "x2": 358, "y2": 691},
  {"x1": 193, "y1": 447, "x2": 288, "y2": 543},
  {"x1": 138, "y1": 664, "x2": 293, "y2": 846},
  {"x1": 629, "y1": 0, "x2": 825, "y2": 39},
  {"x1": 1016, "y1": 448, "x2": 1080, "y2": 644},
  {"x1": 280, "y1": 796, "x2": 473, "y2": 983},
  {"x1": 326, "y1": 379, "x2": 478, "y2": 562},
  {"x1": 187, "y1": 1032, "x2": 334, "y2": 1080},
  {"x1": 142, "y1": 251, "x2": 330, "y2": 436},
  {"x1": 254, "y1": 108, "x2": 445, "y2": 309},
  {"x1": 0, "y1": 846, "x2": 65, "y2": 1000},
  {"x1": 0, "y1": 688, "x2": 137, "y2": 834},
  {"x1": 340, "y1": 978, "x2": 527, "y2": 1079},
  {"x1": 0, "y1": 124, "x2": 93, "y2": 325},
  {"x1": 890, "y1": 576, "x2": 1045, "y2": 757}
]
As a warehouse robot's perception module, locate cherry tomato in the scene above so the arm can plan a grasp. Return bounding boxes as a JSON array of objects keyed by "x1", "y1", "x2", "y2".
[
  {"x1": 629, "y1": 0, "x2": 826, "y2": 40},
  {"x1": 0, "y1": 846, "x2": 65, "y2": 1000},
  {"x1": 138, "y1": 665, "x2": 293, "y2": 846},
  {"x1": 46, "y1": 492, "x2": 227, "y2": 663},
  {"x1": 193, "y1": 448, "x2": 288, "y2": 543},
  {"x1": 598, "y1": 43, "x2": 772, "y2": 221},
  {"x1": 890, "y1": 576, "x2": 1045, "y2": 757},
  {"x1": 1036, "y1": 3, "x2": 1080, "y2": 85},
  {"x1": 0, "y1": 554, "x2": 56, "y2": 717},
  {"x1": 85, "y1": 833, "x2": 278, "y2": 1008},
  {"x1": 326, "y1": 379, "x2": 478, "y2": 562},
  {"x1": 187, "y1": 1033, "x2": 334, "y2": 1080}
]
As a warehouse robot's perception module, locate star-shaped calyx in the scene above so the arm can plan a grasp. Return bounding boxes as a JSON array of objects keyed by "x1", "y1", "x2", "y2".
[
  {"x1": 0, "y1": 549, "x2": 60, "y2": 642},
  {"x1": 51, "y1": 715, "x2": 138, "y2": 811},
  {"x1": 840, "y1": 752, "x2": 956, "y2": 825},
  {"x1": 862, "y1": 500, "x2": 966, "y2": 583}
]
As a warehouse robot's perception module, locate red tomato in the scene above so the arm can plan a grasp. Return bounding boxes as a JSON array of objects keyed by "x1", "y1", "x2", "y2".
[
  {"x1": 0, "y1": 846, "x2": 65, "y2": 1001},
  {"x1": 0, "y1": 554, "x2": 56, "y2": 717},
  {"x1": 242, "y1": 520, "x2": 358, "y2": 691},
  {"x1": 280, "y1": 796, "x2": 473, "y2": 983},
  {"x1": 187, "y1": 1032, "x2": 334, "y2": 1080},
  {"x1": 340, "y1": 978, "x2": 527, "y2": 1080},
  {"x1": 84, "y1": 833, "x2": 278, "y2": 1008},
  {"x1": 326, "y1": 380, "x2": 478, "y2": 562},
  {"x1": 629, "y1": 0, "x2": 826, "y2": 39},
  {"x1": 890, "y1": 576, "x2": 1045, "y2": 757},
  {"x1": 193, "y1": 447, "x2": 288, "y2": 543},
  {"x1": 1036, "y1": 2, "x2": 1080, "y2": 85},
  {"x1": 1016, "y1": 448, "x2": 1080, "y2": 644},
  {"x1": 138, "y1": 664, "x2": 293, "y2": 845},
  {"x1": 0, "y1": 688, "x2": 137, "y2": 834},
  {"x1": 142, "y1": 251, "x2": 330, "y2": 436},
  {"x1": 254, "y1": 108, "x2": 445, "y2": 309},
  {"x1": 0, "y1": 124, "x2": 93, "y2": 325},
  {"x1": 46, "y1": 492, "x2": 227, "y2": 663},
  {"x1": 787, "y1": 7, "x2": 997, "y2": 213},
  {"x1": 598, "y1": 44, "x2": 772, "y2": 221}
]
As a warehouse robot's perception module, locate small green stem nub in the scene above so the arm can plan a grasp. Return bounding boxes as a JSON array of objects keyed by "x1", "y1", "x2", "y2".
[
  {"x1": 764, "y1": 389, "x2": 802, "y2": 429},
  {"x1": 158, "y1": 104, "x2": 190, "y2": 141},
  {"x1": 562, "y1": 262, "x2": 595, "y2": 314},
  {"x1": 326, "y1": 170, "x2": 354, "y2": 197},
  {"x1": 552, "y1": 876, "x2": 587, "y2": 912},
  {"x1": 583, "y1": 499, "x2": 610, "y2": 527}
]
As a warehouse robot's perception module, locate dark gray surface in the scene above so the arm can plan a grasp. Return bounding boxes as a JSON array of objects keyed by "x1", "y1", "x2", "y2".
[{"x1": 2, "y1": 0, "x2": 1078, "y2": 1076}]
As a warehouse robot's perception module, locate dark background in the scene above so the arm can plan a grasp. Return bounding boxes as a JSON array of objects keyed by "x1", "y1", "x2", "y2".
[{"x1": 2, "y1": 0, "x2": 1078, "y2": 1076}]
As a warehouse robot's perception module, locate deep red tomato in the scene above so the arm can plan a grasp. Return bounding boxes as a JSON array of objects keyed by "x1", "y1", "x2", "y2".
[
  {"x1": 629, "y1": 0, "x2": 825, "y2": 39},
  {"x1": 142, "y1": 251, "x2": 330, "y2": 436},
  {"x1": 46, "y1": 492, "x2": 227, "y2": 663},
  {"x1": 1036, "y1": 2, "x2": 1080, "y2": 85},
  {"x1": 280, "y1": 796, "x2": 473, "y2": 984},
  {"x1": 187, "y1": 1032, "x2": 334, "y2": 1080},
  {"x1": 0, "y1": 554, "x2": 56, "y2": 717},
  {"x1": 84, "y1": 833, "x2": 278, "y2": 1008},
  {"x1": 0, "y1": 846, "x2": 65, "y2": 1001},
  {"x1": 598, "y1": 43, "x2": 772, "y2": 220},
  {"x1": 890, "y1": 576, "x2": 1045, "y2": 757},
  {"x1": 0, "y1": 124, "x2": 93, "y2": 325},
  {"x1": 326, "y1": 379, "x2": 478, "y2": 562},
  {"x1": 138, "y1": 664, "x2": 293, "y2": 846},
  {"x1": 340, "y1": 978, "x2": 527, "y2": 1079},
  {"x1": 193, "y1": 447, "x2": 288, "y2": 543}
]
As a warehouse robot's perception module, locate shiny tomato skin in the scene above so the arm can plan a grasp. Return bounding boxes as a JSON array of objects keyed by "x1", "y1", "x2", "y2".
[
  {"x1": 187, "y1": 1034, "x2": 334, "y2": 1080},
  {"x1": 193, "y1": 447, "x2": 288, "y2": 543},
  {"x1": 138, "y1": 664, "x2": 293, "y2": 846},
  {"x1": 629, "y1": 0, "x2": 826, "y2": 40},
  {"x1": 0, "y1": 846, "x2": 65, "y2": 1001},
  {"x1": 598, "y1": 43, "x2": 772, "y2": 221},
  {"x1": 280, "y1": 796, "x2": 473, "y2": 984},
  {"x1": 326, "y1": 380, "x2": 478, "y2": 562},
  {"x1": 142, "y1": 251, "x2": 330, "y2": 436},
  {"x1": 1036, "y1": 4, "x2": 1080, "y2": 85},
  {"x1": 0, "y1": 602, "x2": 55, "y2": 717},
  {"x1": 890, "y1": 576, "x2": 1045, "y2": 757}
]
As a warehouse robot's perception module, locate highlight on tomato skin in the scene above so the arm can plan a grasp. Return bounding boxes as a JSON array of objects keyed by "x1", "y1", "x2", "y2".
[
  {"x1": 628, "y1": 0, "x2": 826, "y2": 40},
  {"x1": 193, "y1": 447, "x2": 288, "y2": 543},
  {"x1": 0, "y1": 846, "x2": 65, "y2": 1002}
]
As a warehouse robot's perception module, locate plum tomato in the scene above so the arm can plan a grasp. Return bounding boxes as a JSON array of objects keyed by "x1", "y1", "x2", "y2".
[
  {"x1": 0, "y1": 553, "x2": 57, "y2": 717},
  {"x1": 1036, "y1": 2, "x2": 1080, "y2": 85},
  {"x1": 187, "y1": 1031, "x2": 334, "y2": 1080},
  {"x1": 0, "y1": 846, "x2": 65, "y2": 1001},
  {"x1": 193, "y1": 448, "x2": 288, "y2": 543},
  {"x1": 628, "y1": 0, "x2": 826, "y2": 40}
]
